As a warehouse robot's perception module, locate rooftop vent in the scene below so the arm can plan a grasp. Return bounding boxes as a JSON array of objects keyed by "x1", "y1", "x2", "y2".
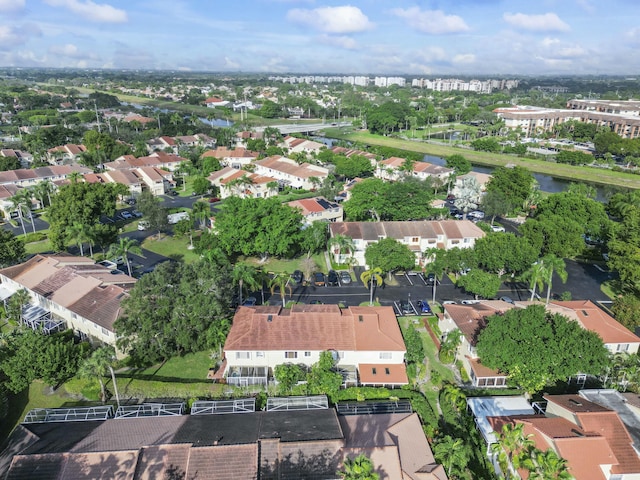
[{"x1": 267, "y1": 315, "x2": 273, "y2": 322}]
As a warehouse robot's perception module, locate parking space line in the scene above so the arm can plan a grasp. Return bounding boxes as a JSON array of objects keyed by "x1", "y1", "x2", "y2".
[{"x1": 405, "y1": 273, "x2": 414, "y2": 286}]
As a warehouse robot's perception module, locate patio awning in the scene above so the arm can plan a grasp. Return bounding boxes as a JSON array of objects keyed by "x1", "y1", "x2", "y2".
[{"x1": 358, "y1": 363, "x2": 408, "y2": 385}]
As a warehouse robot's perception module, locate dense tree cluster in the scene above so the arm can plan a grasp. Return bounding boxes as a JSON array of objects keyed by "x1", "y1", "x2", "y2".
[
  {"x1": 343, "y1": 177, "x2": 437, "y2": 221},
  {"x1": 477, "y1": 305, "x2": 609, "y2": 393},
  {"x1": 115, "y1": 259, "x2": 234, "y2": 366}
]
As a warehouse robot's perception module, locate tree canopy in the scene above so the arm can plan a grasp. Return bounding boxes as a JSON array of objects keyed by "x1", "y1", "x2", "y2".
[
  {"x1": 343, "y1": 177, "x2": 435, "y2": 221},
  {"x1": 456, "y1": 269, "x2": 502, "y2": 299},
  {"x1": 0, "y1": 230, "x2": 25, "y2": 268},
  {"x1": 486, "y1": 166, "x2": 535, "y2": 212},
  {"x1": 365, "y1": 238, "x2": 415, "y2": 276},
  {"x1": 212, "y1": 197, "x2": 305, "y2": 259},
  {"x1": 473, "y1": 233, "x2": 540, "y2": 276},
  {"x1": 115, "y1": 259, "x2": 234, "y2": 365},
  {"x1": 477, "y1": 305, "x2": 609, "y2": 393},
  {"x1": 47, "y1": 182, "x2": 122, "y2": 251}
]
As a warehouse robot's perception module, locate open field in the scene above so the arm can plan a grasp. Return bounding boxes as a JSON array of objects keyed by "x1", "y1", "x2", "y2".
[
  {"x1": 324, "y1": 128, "x2": 640, "y2": 190},
  {"x1": 142, "y1": 233, "x2": 201, "y2": 263}
]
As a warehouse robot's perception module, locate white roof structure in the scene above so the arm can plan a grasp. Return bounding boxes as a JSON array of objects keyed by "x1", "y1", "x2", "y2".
[{"x1": 467, "y1": 396, "x2": 535, "y2": 444}]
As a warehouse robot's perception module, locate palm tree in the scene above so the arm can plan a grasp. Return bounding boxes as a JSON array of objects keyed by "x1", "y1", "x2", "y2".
[
  {"x1": 522, "y1": 261, "x2": 547, "y2": 301},
  {"x1": 542, "y1": 254, "x2": 568, "y2": 305},
  {"x1": 269, "y1": 273, "x2": 292, "y2": 307},
  {"x1": 7, "y1": 288, "x2": 30, "y2": 323},
  {"x1": 424, "y1": 247, "x2": 447, "y2": 303},
  {"x1": 492, "y1": 422, "x2": 534, "y2": 478},
  {"x1": 525, "y1": 448, "x2": 572, "y2": 480},
  {"x1": 66, "y1": 222, "x2": 93, "y2": 256},
  {"x1": 232, "y1": 264, "x2": 262, "y2": 306},
  {"x1": 191, "y1": 201, "x2": 210, "y2": 229},
  {"x1": 433, "y1": 435, "x2": 467, "y2": 479},
  {"x1": 77, "y1": 346, "x2": 116, "y2": 403},
  {"x1": 338, "y1": 453, "x2": 379, "y2": 480},
  {"x1": 9, "y1": 191, "x2": 30, "y2": 236},
  {"x1": 68, "y1": 171, "x2": 82, "y2": 184},
  {"x1": 360, "y1": 267, "x2": 384, "y2": 307},
  {"x1": 441, "y1": 382, "x2": 466, "y2": 413},
  {"x1": 439, "y1": 330, "x2": 462, "y2": 365},
  {"x1": 107, "y1": 237, "x2": 142, "y2": 276},
  {"x1": 328, "y1": 234, "x2": 355, "y2": 265}
]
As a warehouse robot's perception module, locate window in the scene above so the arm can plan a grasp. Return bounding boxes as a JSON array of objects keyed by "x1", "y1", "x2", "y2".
[
  {"x1": 379, "y1": 352, "x2": 392, "y2": 360},
  {"x1": 255, "y1": 351, "x2": 264, "y2": 357},
  {"x1": 451, "y1": 239, "x2": 460, "y2": 245},
  {"x1": 463, "y1": 238, "x2": 470, "y2": 243},
  {"x1": 372, "y1": 368, "x2": 377, "y2": 375},
  {"x1": 385, "y1": 368, "x2": 390, "y2": 375},
  {"x1": 236, "y1": 352, "x2": 251, "y2": 360},
  {"x1": 617, "y1": 344, "x2": 630, "y2": 352},
  {"x1": 285, "y1": 351, "x2": 297, "y2": 359},
  {"x1": 411, "y1": 237, "x2": 419, "y2": 243},
  {"x1": 304, "y1": 351, "x2": 311, "y2": 357}
]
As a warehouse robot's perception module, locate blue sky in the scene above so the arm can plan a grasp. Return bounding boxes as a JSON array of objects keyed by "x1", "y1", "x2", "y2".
[{"x1": 1, "y1": 0, "x2": 639, "y2": 75}]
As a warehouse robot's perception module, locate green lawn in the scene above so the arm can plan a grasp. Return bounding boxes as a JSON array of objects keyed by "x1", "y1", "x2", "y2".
[
  {"x1": 114, "y1": 351, "x2": 224, "y2": 400},
  {"x1": 242, "y1": 251, "x2": 327, "y2": 274},
  {"x1": 24, "y1": 239, "x2": 53, "y2": 254},
  {"x1": 142, "y1": 234, "x2": 201, "y2": 263}
]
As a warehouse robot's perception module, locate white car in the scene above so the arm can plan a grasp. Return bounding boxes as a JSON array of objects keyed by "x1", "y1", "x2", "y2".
[
  {"x1": 138, "y1": 220, "x2": 149, "y2": 231},
  {"x1": 121, "y1": 211, "x2": 133, "y2": 219},
  {"x1": 490, "y1": 224, "x2": 505, "y2": 233}
]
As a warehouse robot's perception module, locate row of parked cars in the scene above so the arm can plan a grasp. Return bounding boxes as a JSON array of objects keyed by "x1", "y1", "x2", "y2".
[{"x1": 291, "y1": 270, "x2": 352, "y2": 287}]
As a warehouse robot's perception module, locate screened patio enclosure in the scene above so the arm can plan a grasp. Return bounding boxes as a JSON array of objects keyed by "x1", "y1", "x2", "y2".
[
  {"x1": 21, "y1": 303, "x2": 65, "y2": 334},
  {"x1": 225, "y1": 365, "x2": 268, "y2": 386}
]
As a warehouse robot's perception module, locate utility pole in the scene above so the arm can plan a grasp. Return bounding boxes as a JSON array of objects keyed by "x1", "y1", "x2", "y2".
[{"x1": 109, "y1": 365, "x2": 120, "y2": 408}]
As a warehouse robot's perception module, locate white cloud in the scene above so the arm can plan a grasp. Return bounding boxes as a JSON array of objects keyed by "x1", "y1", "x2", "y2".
[
  {"x1": 318, "y1": 34, "x2": 358, "y2": 50},
  {"x1": 0, "y1": 0, "x2": 25, "y2": 12},
  {"x1": 453, "y1": 53, "x2": 476, "y2": 64},
  {"x1": 503, "y1": 12, "x2": 570, "y2": 32},
  {"x1": 541, "y1": 37, "x2": 561, "y2": 47},
  {"x1": 392, "y1": 7, "x2": 469, "y2": 35},
  {"x1": 48, "y1": 43, "x2": 99, "y2": 60},
  {"x1": 286, "y1": 5, "x2": 373, "y2": 33},
  {"x1": 224, "y1": 56, "x2": 240, "y2": 69},
  {"x1": 44, "y1": 0, "x2": 128, "y2": 23},
  {"x1": 415, "y1": 46, "x2": 447, "y2": 63},
  {"x1": 0, "y1": 25, "x2": 29, "y2": 50}
]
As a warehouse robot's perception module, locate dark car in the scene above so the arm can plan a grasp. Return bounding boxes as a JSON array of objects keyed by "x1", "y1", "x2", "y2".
[
  {"x1": 209, "y1": 197, "x2": 221, "y2": 203},
  {"x1": 339, "y1": 271, "x2": 352, "y2": 285},
  {"x1": 169, "y1": 190, "x2": 179, "y2": 196},
  {"x1": 327, "y1": 270, "x2": 339, "y2": 286},
  {"x1": 417, "y1": 300, "x2": 432, "y2": 314},
  {"x1": 425, "y1": 273, "x2": 436, "y2": 285},
  {"x1": 313, "y1": 272, "x2": 326, "y2": 287},
  {"x1": 242, "y1": 296, "x2": 257, "y2": 306},
  {"x1": 399, "y1": 300, "x2": 413, "y2": 315},
  {"x1": 291, "y1": 270, "x2": 304, "y2": 284}
]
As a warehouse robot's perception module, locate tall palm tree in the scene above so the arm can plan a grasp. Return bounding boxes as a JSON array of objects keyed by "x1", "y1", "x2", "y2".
[
  {"x1": 269, "y1": 273, "x2": 292, "y2": 307},
  {"x1": 328, "y1": 234, "x2": 355, "y2": 265},
  {"x1": 9, "y1": 192, "x2": 30, "y2": 236},
  {"x1": 523, "y1": 261, "x2": 548, "y2": 301},
  {"x1": 107, "y1": 237, "x2": 142, "y2": 276},
  {"x1": 525, "y1": 448, "x2": 572, "y2": 480},
  {"x1": 542, "y1": 254, "x2": 568, "y2": 305},
  {"x1": 360, "y1": 268, "x2": 384, "y2": 307},
  {"x1": 7, "y1": 288, "x2": 30, "y2": 323},
  {"x1": 424, "y1": 247, "x2": 447, "y2": 303},
  {"x1": 232, "y1": 264, "x2": 262, "y2": 306},
  {"x1": 338, "y1": 453, "x2": 379, "y2": 480},
  {"x1": 68, "y1": 171, "x2": 82, "y2": 184},
  {"x1": 77, "y1": 346, "x2": 116, "y2": 403},
  {"x1": 492, "y1": 422, "x2": 534, "y2": 478},
  {"x1": 66, "y1": 222, "x2": 93, "y2": 256},
  {"x1": 191, "y1": 201, "x2": 210, "y2": 229}
]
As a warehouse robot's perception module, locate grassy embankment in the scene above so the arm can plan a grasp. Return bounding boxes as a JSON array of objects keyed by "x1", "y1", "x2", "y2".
[{"x1": 323, "y1": 128, "x2": 640, "y2": 191}]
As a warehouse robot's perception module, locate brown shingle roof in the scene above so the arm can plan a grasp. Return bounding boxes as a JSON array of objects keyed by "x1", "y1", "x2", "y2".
[{"x1": 224, "y1": 305, "x2": 405, "y2": 353}]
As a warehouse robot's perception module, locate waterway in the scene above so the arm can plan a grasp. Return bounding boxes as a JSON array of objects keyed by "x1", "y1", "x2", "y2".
[{"x1": 313, "y1": 136, "x2": 614, "y2": 202}]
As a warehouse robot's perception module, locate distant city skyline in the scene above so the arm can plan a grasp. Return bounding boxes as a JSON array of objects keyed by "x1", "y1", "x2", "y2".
[{"x1": 1, "y1": 0, "x2": 639, "y2": 75}]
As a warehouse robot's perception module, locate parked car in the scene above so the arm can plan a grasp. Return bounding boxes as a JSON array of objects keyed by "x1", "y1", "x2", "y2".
[
  {"x1": 137, "y1": 220, "x2": 150, "y2": 231},
  {"x1": 169, "y1": 190, "x2": 179, "y2": 196},
  {"x1": 442, "y1": 300, "x2": 456, "y2": 305},
  {"x1": 242, "y1": 297, "x2": 257, "y2": 306},
  {"x1": 310, "y1": 300, "x2": 324, "y2": 304},
  {"x1": 500, "y1": 296, "x2": 514, "y2": 304},
  {"x1": 313, "y1": 272, "x2": 326, "y2": 287},
  {"x1": 291, "y1": 270, "x2": 303, "y2": 284},
  {"x1": 425, "y1": 273, "x2": 436, "y2": 285},
  {"x1": 399, "y1": 300, "x2": 413, "y2": 315},
  {"x1": 132, "y1": 210, "x2": 143, "y2": 218},
  {"x1": 126, "y1": 198, "x2": 136, "y2": 206},
  {"x1": 490, "y1": 224, "x2": 505, "y2": 233},
  {"x1": 461, "y1": 299, "x2": 480, "y2": 305},
  {"x1": 120, "y1": 211, "x2": 133, "y2": 220},
  {"x1": 339, "y1": 271, "x2": 352, "y2": 285},
  {"x1": 417, "y1": 300, "x2": 432, "y2": 314},
  {"x1": 209, "y1": 197, "x2": 221, "y2": 203},
  {"x1": 327, "y1": 270, "x2": 339, "y2": 286}
]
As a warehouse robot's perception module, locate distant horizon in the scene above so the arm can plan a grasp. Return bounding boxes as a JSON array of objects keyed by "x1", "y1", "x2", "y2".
[
  {"x1": 1, "y1": 1, "x2": 639, "y2": 75},
  {"x1": 2, "y1": 67, "x2": 639, "y2": 82}
]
